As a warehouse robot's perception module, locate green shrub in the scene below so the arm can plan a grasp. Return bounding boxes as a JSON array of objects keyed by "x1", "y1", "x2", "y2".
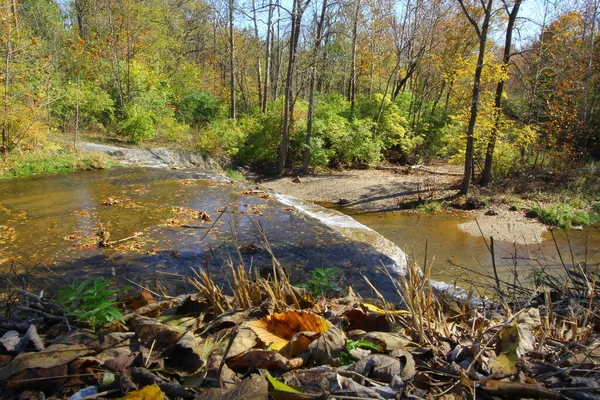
[
  {"x1": 529, "y1": 203, "x2": 599, "y2": 228},
  {"x1": 57, "y1": 277, "x2": 129, "y2": 331},
  {"x1": 415, "y1": 201, "x2": 444, "y2": 213},
  {"x1": 175, "y1": 90, "x2": 221, "y2": 126},
  {"x1": 120, "y1": 106, "x2": 156, "y2": 144},
  {"x1": 199, "y1": 118, "x2": 246, "y2": 157}
]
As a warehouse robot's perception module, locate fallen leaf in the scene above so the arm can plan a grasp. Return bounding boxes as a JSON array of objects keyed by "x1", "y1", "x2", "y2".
[
  {"x1": 0, "y1": 331, "x2": 20, "y2": 353},
  {"x1": 164, "y1": 331, "x2": 203, "y2": 372},
  {"x1": 121, "y1": 384, "x2": 164, "y2": 400},
  {"x1": 228, "y1": 350, "x2": 304, "y2": 370},
  {"x1": 360, "y1": 303, "x2": 411, "y2": 316},
  {"x1": 349, "y1": 331, "x2": 412, "y2": 351},
  {"x1": 0, "y1": 344, "x2": 92, "y2": 381},
  {"x1": 350, "y1": 354, "x2": 402, "y2": 383},
  {"x1": 309, "y1": 327, "x2": 346, "y2": 366},
  {"x1": 488, "y1": 323, "x2": 520, "y2": 376},
  {"x1": 132, "y1": 315, "x2": 186, "y2": 350},
  {"x1": 15, "y1": 325, "x2": 44, "y2": 352},
  {"x1": 198, "y1": 374, "x2": 268, "y2": 400},
  {"x1": 227, "y1": 328, "x2": 258, "y2": 359},
  {"x1": 344, "y1": 310, "x2": 391, "y2": 332},
  {"x1": 247, "y1": 311, "x2": 332, "y2": 351}
]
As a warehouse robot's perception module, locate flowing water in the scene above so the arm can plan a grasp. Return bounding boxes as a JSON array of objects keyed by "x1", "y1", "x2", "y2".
[
  {"x1": 0, "y1": 168, "x2": 404, "y2": 298},
  {"x1": 333, "y1": 207, "x2": 600, "y2": 291},
  {"x1": 2, "y1": 166, "x2": 598, "y2": 298}
]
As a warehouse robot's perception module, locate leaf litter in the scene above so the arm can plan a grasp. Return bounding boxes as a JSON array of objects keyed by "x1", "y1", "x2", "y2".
[{"x1": 0, "y1": 253, "x2": 599, "y2": 399}]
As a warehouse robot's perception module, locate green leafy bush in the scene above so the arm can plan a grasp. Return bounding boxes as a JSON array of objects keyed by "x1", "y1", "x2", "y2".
[
  {"x1": 199, "y1": 118, "x2": 246, "y2": 156},
  {"x1": 57, "y1": 277, "x2": 129, "y2": 331},
  {"x1": 120, "y1": 105, "x2": 156, "y2": 144},
  {"x1": 175, "y1": 90, "x2": 221, "y2": 126}
]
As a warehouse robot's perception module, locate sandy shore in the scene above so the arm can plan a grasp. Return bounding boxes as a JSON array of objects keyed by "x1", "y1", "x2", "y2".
[{"x1": 258, "y1": 168, "x2": 547, "y2": 245}]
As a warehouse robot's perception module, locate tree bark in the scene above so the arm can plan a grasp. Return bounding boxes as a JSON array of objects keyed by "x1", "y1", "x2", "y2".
[
  {"x1": 348, "y1": 0, "x2": 361, "y2": 116},
  {"x1": 278, "y1": 0, "x2": 309, "y2": 175},
  {"x1": 229, "y1": 0, "x2": 236, "y2": 119},
  {"x1": 457, "y1": 0, "x2": 494, "y2": 196},
  {"x1": 262, "y1": 0, "x2": 274, "y2": 112},
  {"x1": 303, "y1": 0, "x2": 329, "y2": 174},
  {"x1": 481, "y1": 0, "x2": 521, "y2": 186}
]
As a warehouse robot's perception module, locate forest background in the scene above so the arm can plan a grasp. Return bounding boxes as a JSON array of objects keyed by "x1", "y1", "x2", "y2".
[{"x1": 1, "y1": 0, "x2": 599, "y2": 198}]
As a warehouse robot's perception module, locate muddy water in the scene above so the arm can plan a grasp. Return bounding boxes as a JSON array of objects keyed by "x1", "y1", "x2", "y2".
[
  {"x1": 334, "y1": 208, "x2": 600, "y2": 290},
  {"x1": 0, "y1": 168, "x2": 403, "y2": 298}
]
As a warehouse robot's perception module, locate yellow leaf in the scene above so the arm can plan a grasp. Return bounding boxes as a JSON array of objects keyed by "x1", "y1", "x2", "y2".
[
  {"x1": 489, "y1": 323, "x2": 520, "y2": 376},
  {"x1": 246, "y1": 311, "x2": 332, "y2": 351},
  {"x1": 361, "y1": 303, "x2": 411, "y2": 316},
  {"x1": 121, "y1": 385, "x2": 163, "y2": 400}
]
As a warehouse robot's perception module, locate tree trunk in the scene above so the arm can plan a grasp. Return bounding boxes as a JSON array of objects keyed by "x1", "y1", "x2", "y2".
[
  {"x1": 251, "y1": 0, "x2": 263, "y2": 109},
  {"x1": 348, "y1": 0, "x2": 361, "y2": 116},
  {"x1": 229, "y1": 0, "x2": 236, "y2": 119},
  {"x1": 458, "y1": 0, "x2": 493, "y2": 196},
  {"x1": 481, "y1": 0, "x2": 521, "y2": 186},
  {"x1": 262, "y1": 0, "x2": 274, "y2": 112},
  {"x1": 74, "y1": 0, "x2": 86, "y2": 41},
  {"x1": 278, "y1": 0, "x2": 309, "y2": 175},
  {"x1": 303, "y1": 0, "x2": 328, "y2": 174}
]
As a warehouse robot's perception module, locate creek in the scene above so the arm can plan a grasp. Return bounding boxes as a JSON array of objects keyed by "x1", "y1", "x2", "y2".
[
  {"x1": 0, "y1": 168, "x2": 404, "y2": 299},
  {"x1": 332, "y1": 207, "x2": 600, "y2": 291}
]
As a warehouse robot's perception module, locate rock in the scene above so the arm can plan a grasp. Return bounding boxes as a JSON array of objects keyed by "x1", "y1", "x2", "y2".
[
  {"x1": 485, "y1": 208, "x2": 498, "y2": 216},
  {"x1": 336, "y1": 198, "x2": 351, "y2": 205},
  {"x1": 292, "y1": 176, "x2": 302, "y2": 183}
]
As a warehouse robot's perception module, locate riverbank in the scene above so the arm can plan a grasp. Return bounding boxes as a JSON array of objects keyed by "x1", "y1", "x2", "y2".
[{"x1": 258, "y1": 166, "x2": 550, "y2": 245}]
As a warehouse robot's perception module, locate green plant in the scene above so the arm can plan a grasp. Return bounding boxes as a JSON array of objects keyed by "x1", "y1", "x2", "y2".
[
  {"x1": 57, "y1": 277, "x2": 129, "y2": 331},
  {"x1": 415, "y1": 201, "x2": 444, "y2": 213},
  {"x1": 225, "y1": 168, "x2": 244, "y2": 181},
  {"x1": 529, "y1": 203, "x2": 599, "y2": 228},
  {"x1": 297, "y1": 268, "x2": 342, "y2": 297},
  {"x1": 339, "y1": 339, "x2": 380, "y2": 365}
]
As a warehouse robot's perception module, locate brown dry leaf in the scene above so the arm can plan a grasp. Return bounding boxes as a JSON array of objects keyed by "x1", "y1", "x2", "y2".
[
  {"x1": 228, "y1": 350, "x2": 305, "y2": 371},
  {"x1": 344, "y1": 309, "x2": 391, "y2": 332},
  {"x1": 53, "y1": 331, "x2": 135, "y2": 352},
  {"x1": 280, "y1": 332, "x2": 321, "y2": 358},
  {"x1": 164, "y1": 331, "x2": 203, "y2": 372},
  {"x1": 227, "y1": 327, "x2": 258, "y2": 359},
  {"x1": 199, "y1": 374, "x2": 268, "y2": 400},
  {"x1": 132, "y1": 315, "x2": 186, "y2": 350},
  {"x1": 3, "y1": 364, "x2": 68, "y2": 392},
  {"x1": 0, "y1": 343, "x2": 92, "y2": 381},
  {"x1": 206, "y1": 354, "x2": 240, "y2": 389},
  {"x1": 247, "y1": 311, "x2": 332, "y2": 351},
  {"x1": 309, "y1": 327, "x2": 346, "y2": 366},
  {"x1": 389, "y1": 348, "x2": 416, "y2": 380},
  {"x1": 125, "y1": 290, "x2": 156, "y2": 311},
  {"x1": 350, "y1": 354, "x2": 402, "y2": 383},
  {"x1": 350, "y1": 331, "x2": 412, "y2": 351},
  {"x1": 15, "y1": 325, "x2": 44, "y2": 352}
]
